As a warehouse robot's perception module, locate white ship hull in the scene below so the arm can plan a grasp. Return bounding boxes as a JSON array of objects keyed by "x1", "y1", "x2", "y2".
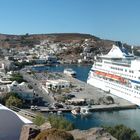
[
  {"x1": 87, "y1": 43, "x2": 140, "y2": 106},
  {"x1": 87, "y1": 76, "x2": 140, "y2": 106}
]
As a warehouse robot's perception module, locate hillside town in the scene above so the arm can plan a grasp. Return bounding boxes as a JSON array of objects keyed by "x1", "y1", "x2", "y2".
[{"x1": 0, "y1": 37, "x2": 102, "y2": 65}]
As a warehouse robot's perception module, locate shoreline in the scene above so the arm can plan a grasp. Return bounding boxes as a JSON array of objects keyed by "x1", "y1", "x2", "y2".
[
  {"x1": 31, "y1": 63, "x2": 92, "y2": 68},
  {"x1": 38, "y1": 104, "x2": 137, "y2": 113}
]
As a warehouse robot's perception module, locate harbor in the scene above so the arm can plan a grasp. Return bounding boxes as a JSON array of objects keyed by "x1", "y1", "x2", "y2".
[
  {"x1": 1, "y1": 1, "x2": 140, "y2": 139},
  {"x1": 25, "y1": 64, "x2": 140, "y2": 135},
  {"x1": 36, "y1": 75, "x2": 137, "y2": 113},
  {"x1": 28, "y1": 65, "x2": 137, "y2": 112}
]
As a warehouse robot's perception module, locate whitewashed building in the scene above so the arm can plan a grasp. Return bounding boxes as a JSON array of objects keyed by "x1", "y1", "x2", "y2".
[
  {"x1": 7, "y1": 81, "x2": 34, "y2": 100},
  {"x1": 46, "y1": 79, "x2": 70, "y2": 90}
]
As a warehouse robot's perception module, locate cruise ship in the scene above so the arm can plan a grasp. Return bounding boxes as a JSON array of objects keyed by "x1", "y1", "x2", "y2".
[{"x1": 87, "y1": 43, "x2": 140, "y2": 106}]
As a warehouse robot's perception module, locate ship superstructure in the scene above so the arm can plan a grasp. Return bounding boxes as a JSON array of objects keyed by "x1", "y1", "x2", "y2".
[{"x1": 87, "y1": 43, "x2": 140, "y2": 106}]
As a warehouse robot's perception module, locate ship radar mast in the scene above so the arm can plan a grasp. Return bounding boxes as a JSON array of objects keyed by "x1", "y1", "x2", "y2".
[{"x1": 131, "y1": 45, "x2": 134, "y2": 55}]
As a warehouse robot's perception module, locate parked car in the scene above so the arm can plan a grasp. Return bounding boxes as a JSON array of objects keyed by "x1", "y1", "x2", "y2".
[
  {"x1": 53, "y1": 103, "x2": 64, "y2": 108},
  {"x1": 67, "y1": 94, "x2": 75, "y2": 99},
  {"x1": 30, "y1": 105, "x2": 38, "y2": 110}
]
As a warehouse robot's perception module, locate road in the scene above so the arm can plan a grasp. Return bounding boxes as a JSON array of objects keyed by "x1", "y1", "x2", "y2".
[{"x1": 20, "y1": 69, "x2": 54, "y2": 104}]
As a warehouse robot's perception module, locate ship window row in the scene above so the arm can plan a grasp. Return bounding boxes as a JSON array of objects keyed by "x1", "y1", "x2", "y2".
[
  {"x1": 107, "y1": 86, "x2": 131, "y2": 96},
  {"x1": 107, "y1": 85, "x2": 140, "y2": 97},
  {"x1": 109, "y1": 71, "x2": 136, "y2": 78},
  {"x1": 134, "y1": 85, "x2": 140, "y2": 90},
  {"x1": 110, "y1": 67, "x2": 134, "y2": 74},
  {"x1": 129, "y1": 70, "x2": 134, "y2": 73},
  {"x1": 95, "y1": 63, "x2": 102, "y2": 67},
  {"x1": 104, "y1": 61, "x2": 110, "y2": 64},
  {"x1": 104, "y1": 61, "x2": 130, "y2": 67},
  {"x1": 95, "y1": 76, "x2": 140, "y2": 95},
  {"x1": 110, "y1": 66, "x2": 123, "y2": 71},
  {"x1": 107, "y1": 82, "x2": 140, "y2": 95}
]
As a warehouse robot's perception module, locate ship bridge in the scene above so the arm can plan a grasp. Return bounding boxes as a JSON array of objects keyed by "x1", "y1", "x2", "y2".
[{"x1": 99, "y1": 44, "x2": 134, "y2": 59}]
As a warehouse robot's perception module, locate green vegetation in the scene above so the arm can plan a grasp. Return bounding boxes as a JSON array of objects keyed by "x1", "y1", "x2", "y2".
[
  {"x1": 10, "y1": 73, "x2": 26, "y2": 83},
  {"x1": 0, "y1": 92, "x2": 23, "y2": 107},
  {"x1": 33, "y1": 114, "x2": 47, "y2": 126},
  {"x1": 47, "y1": 114, "x2": 74, "y2": 131},
  {"x1": 33, "y1": 114, "x2": 74, "y2": 131},
  {"x1": 14, "y1": 61, "x2": 36, "y2": 69},
  {"x1": 104, "y1": 124, "x2": 140, "y2": 140},
  {"x1": 34, "y1": 128, "x2": 74, "y2": 140},
  {"x1": 6, "y1": 95, "x2": 23, "y2": 108}
]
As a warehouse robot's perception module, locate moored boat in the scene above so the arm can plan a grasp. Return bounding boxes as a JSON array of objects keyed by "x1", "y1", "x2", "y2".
[
  {"x1": 80, "y1": 107, "x2": 92, "y2": 117},
  {"x1": 64, "y1": 68, "x2": 76, "y2": 77},
  {"x1": 71, "y1": 107, "x2": 80, "y2": 116}
]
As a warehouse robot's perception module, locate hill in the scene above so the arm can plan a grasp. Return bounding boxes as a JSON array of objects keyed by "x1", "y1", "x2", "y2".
[
  {"x1": 0, "y1": 33, "x2": 113, "y2": 48},
  {"x1": 0, "y1": 33, "x2": 138, "y2": 63}
]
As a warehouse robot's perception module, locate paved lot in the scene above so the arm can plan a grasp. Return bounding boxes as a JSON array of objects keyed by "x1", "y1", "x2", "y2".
[
  {"x1": 65, "y1": 75, "x2": 136, "y2": 107},
  {"x1": 20, "y1": 68, "x2": 136, "y2": 110}
]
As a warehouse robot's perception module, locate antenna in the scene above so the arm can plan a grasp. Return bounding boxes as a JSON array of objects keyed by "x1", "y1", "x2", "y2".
[{"x1": 131, "y1": 45, "x2": 134, "y2": 55}]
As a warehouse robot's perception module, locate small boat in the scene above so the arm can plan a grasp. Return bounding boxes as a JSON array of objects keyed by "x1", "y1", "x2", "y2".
[
  {"x1": 64, "y1": 68, "x2": 76, "y2": 77},
  {"x1": 71, "y1": 107, "x2": 80, "y2": 116},
  {"x1": 80, "y1": 107, "x2": 92, "y2": 117},
  {"x1": 57, "y1": 110, "x2": 63, "y2": 116}
]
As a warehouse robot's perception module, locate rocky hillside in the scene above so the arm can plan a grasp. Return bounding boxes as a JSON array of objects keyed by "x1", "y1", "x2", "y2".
[
  {"x1": 0, "y1": 33, "x2": 115, "y2": 49},
  {"x1": 0, "y1": 33, "x2": 139, "y2": 63}
]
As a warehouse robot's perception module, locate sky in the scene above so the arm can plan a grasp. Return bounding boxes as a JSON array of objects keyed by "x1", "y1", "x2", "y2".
[{"x1": 0, "y1": 0, "x2": 140, "y2": 45}]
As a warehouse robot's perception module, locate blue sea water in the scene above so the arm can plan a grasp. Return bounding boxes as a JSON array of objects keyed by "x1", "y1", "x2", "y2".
[
  {"x1": 34, "y1": 64, "x2": 140, "y2": 135},
  {"x1": 32, "y1": 64, "x2": 92, "y2": 82}
]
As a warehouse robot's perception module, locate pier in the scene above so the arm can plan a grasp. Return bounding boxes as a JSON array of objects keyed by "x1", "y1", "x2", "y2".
[
  {"x1": 38, "y1": 104, "x2": 136, "y2": 113},
  {"x1": 20, "y1": 69, "x2": 137, "y2": 113},
  {"x1": 64, "y1": 75, "x2": 137, "y2": 107}
]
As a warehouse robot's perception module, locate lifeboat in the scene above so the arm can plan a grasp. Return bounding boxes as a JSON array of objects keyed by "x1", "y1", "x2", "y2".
[
  {"x1": 95, "y1": 71, "x2": 106, "y2": 76},
  {"x1": 95, "y1": 71, "x2": 125, "y2": 83},
  {"x1": 105, "y1": 73, "x2": 113, "y2": 78},
  {"x1": 111, "y1": 75, "x2": 125, "y2": 82}
]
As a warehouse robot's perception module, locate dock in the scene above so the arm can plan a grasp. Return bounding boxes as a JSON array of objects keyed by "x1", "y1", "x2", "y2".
[
  {"x1": 21, "y1": 69, "x2": 138, "y2": 113},
  {"x1": 58, "y1": 75, "x2": 137, "y2": 111},
  {"x1": 38, "y1": 103, "x2": 137, "y2": 113}
]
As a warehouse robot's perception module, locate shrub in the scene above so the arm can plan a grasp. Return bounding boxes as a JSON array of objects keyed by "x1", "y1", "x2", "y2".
[
  {"x1": 33, "y1": 114, "x2": 47, "y2": 126},
  {"x1": 0, "y1": 92, "x2": 22, "y2": 105},
  {"x1": 10, "y1": 73, "x2": 26, "y2": 83},
  {"x1": 104, "y1": 124, "x2": 140, "y2": 140},
  {"x1": 47, "y1": 114, "x2": 74, "y2": 131},
  {"x1": 6, "y1": 95, "x2": 23, "y2": 108},
  {"x1": 34, "y1": 128, "x2": 74, "y2": 140}
]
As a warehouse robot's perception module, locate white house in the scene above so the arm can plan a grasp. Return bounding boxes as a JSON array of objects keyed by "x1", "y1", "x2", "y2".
[
  {"x1": 0, "y1": 63, "x2": 5, "y2": 70},
  {"x1": 7, "y1": 81, "x2": 34, "y2": 100},
  {"x1": 46, "y1": 79, "x2": 70, "y2": 90}
]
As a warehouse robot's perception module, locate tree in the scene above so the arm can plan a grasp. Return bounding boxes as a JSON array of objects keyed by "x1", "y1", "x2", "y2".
[
  {"x1": 0, "y1": 92, "x2": 21, "y2": 105},
  {"x1": 6, "y1": 95, "x2": 23, "y2": 108},
  {"x1": 10, "y1": 73, "x2": 26, "y2": 83}
]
